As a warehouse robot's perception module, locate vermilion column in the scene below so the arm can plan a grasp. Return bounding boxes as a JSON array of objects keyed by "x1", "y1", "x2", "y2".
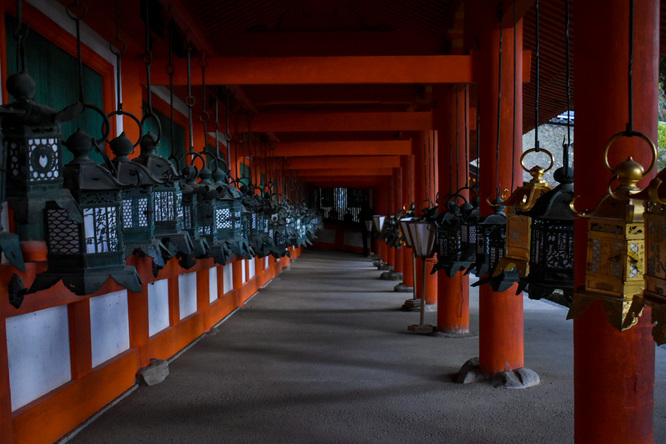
[
  {"x1": 393, "y1": 167, "x2": 404, "y2": 274},
  {"x1": 399, "y1": 154, "x2": 415, "y2": 290},
  {"x1": 413, "y1": 131, "x2": 438, "y2": 305},
  {"x1": 375, "y1": 179, "x2": 389, "y2": 265},
  {"x1": 574, "y1": 1, "x2": 657, "y2": 442},
  {"x1": 477, "y1": 15, "x2": 524, "y2": 374},
  {"x1": 435, "y1": 85, "x2": 470, "y2": 334},
  {"x1": 387, "y1": 176, "x2": 396, "y2": 268}
]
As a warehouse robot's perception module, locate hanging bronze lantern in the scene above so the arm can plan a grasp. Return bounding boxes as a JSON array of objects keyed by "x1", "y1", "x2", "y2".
[
  {"x1": 517, "y1": 165, "x2": 575, "y2": 304},
  {"x1": 109, "y1": 126, "x2": 173, "y2": 274},
  {"x1": 568, "y1": 133, "x2": 656, "y2": 330},
  {"x1": 471, "y1": 195, "x2": 509, "y2": 290},
  {"x1": 179, "y1": 153, "x2": 211, "y2": 267},
  {"x1": 432, "y1": 190, "x2": 472, "y2": 277},
  {"x1": 134, "y1": 132, "x2": 196, "y2": 267},
  {"x1": 9, "y1": 126, "x2": 143, "y2": 306}
]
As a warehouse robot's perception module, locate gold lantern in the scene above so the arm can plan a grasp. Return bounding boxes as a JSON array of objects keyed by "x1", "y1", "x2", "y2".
[
  {"x1": 637, "y1": 168, "x2": 666, "y2": 343},
  {"x1": 493, "y1": 148, "x2": 553, "y2": 280},
  {"x1": 568, "y1": 133, "x2": 656, "y2": 330}
]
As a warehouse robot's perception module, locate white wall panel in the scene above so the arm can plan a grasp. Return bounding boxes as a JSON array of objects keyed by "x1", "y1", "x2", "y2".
[
  {"x1": 178, "y1": 272, "x2": 197, "y2": 319},
  {"x1": 6, "y1": 306, "x2": 71, "y2": 411},
  {"x1": 90, "y1": 290, "x2": 130, "y2": 368},
  {"x1": 209, "y1": 267, "x2": 218, "y2": 303},
  {"x1": 148, "y1": 279, "x2": 170, "y2": 336},
  {"x1": 248, "y1": 258, "x2": 256, "y2": 279},
  {"x1": 223, "y1": 263, "x2": 233, "y2": 294}
]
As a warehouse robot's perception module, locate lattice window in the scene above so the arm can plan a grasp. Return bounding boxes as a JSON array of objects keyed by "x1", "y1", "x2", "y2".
[
  {"x1": 47, "y1": 208, "x2": 80, "y2": 254},
  {"x1": 28, "y1": 137, "x2": 59, "y2": 182},
  {"x1": 216, "y1": 207, "x2": 232, "y2": 230},
  {"x1": 122, "y1": 199, "x2": 134, "y2": 227},
  {"x1": 138, "y1": 198, "x2": 149, "y2": 227},
  {"x1": 6, "y1": 140, "x2": 20, "y2": 178},
  {"x1": 83, "y1": 206, "x2": 118, "y2": 253},
  {"x1": 155, "y1": 191, "x2": 175, "y2": 222},
  {"x1": 183, "y1": 206, "x2": 192, "y2": 230}
]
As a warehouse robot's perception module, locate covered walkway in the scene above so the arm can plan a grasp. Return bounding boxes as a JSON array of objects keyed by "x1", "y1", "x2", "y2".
[{"x1": 65, "y1": 250, "x2": 666, "y2": 443}]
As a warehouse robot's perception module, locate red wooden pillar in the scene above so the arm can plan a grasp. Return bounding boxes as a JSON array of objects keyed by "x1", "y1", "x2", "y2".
[
  {"x1": 393, "y1": 167, "x2": 404, "y2": 274},
  {"x1": 398, "y1": 154, "x2": 415, "y2": 290},
  {"x1": 387, "y1": 175, "x2": 396, "y2": 268},
  {"x1": 574, "y1": 1, "x2": 658, "y2": 442},
  {"x1": 477, "y1": 14, "x2": 524, "y2": 374},
  {"x1": 435, "y1": 85, "x2": 470, "y2": 334},
  {"x1": 413, "y1": 131, "x2": 437, "y2": 305}
]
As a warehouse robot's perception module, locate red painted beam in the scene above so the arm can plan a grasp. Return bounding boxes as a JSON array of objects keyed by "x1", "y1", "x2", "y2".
[
  {"x1": 151, "y1": 55, "x2": 474, "y2": 86},
  {"x1": 296, "y1": 168, "x2": 394, "y2": 177},
  {"x1": 289, "y1": 156, "x2": 400, "y2": 170},
  {"x1": 253, "y1": 112, "x2": 432, "y2": 132},
  {"x1": 273, "y1": 140, "x2": 411, "y2": 157}
]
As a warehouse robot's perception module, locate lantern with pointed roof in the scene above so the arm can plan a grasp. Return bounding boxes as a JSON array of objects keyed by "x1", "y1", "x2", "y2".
[
  {"x1": 568, "y1": 134, "x2": 656, "y2": 331},
  {"x1": 471, "y1": 194, "x2": 508, "y2": 290},
  {"x1": 179, "y1": 153, "x2": 210, "y2": 268},
  {"x1": 517, "y1": 165, "x2": 575, "y2": 304},
  {"x1": 9, "y1": 128, "x2": 142, "y2": 305},
  {"x1": 492, "y1": 149, "x2": 553, "y2": 288},
  {"x1": 109, "y1": 131, "x2": 172, "y2": 273},
  {"x1": 134, "y1": 132, "x2": 196, "y2": 267},
  {"x1": 432, "y1": 190, "x2": 471, "y2": 277}
]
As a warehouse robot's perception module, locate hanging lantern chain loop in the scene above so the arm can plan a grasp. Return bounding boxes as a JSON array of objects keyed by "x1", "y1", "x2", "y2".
[
  {"x1": 534, "y1": 0, "x2": 540, "y2": 152},
  {"x1": 186, "y1": 42, "x2": 195, "y2": 153},
  {"x1": 13, "y1": 0, "x2": 28, "y2": 74},
  {"x1": 563, "y1": 0, "x2": 572, "y2": 173},
  {"x1": 494, "y1": 1, "x2": 503, "y2": 193},
  {"x1": 511, "y1": 0, "x2": 517, "y2": 191}
]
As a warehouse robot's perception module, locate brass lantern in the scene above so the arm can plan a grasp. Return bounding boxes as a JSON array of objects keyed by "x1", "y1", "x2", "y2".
[
  {"x1": 637, "y1": 167, "x2": 666, "y2": 343},
  {"x1": 493, "y1": 149, "x2": 553, "y2": 282},
  {"x1": 568, "y1": 133, "x2": 656, "y2": 330},
  {"x1": 518, "y1": 165, "x2": 575, "y2": 305},
  {"x1": 9, "y1": 129, "x2": 142, "y2": 306}
]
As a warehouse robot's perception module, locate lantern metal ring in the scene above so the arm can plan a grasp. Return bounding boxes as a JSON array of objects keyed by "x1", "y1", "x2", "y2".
[
  {"x1": 603, "y1": 130, "x2": 657, "y2": 176},
  {"x1": 520, "y1": 147, "x2": 554, "y2": 174},
  {"x1": 141, "y1": 111, "x2": 162, "y2": 145},
  {"x1": 107, "y1": 109, "x2": 142, "y2": 148}
]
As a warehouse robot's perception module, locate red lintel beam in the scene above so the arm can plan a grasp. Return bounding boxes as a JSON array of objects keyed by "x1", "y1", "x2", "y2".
[
  {"x1": 274, "y1": 141, "x2": 411, "y2": 157},
  {"x1": 253, "y1": 111, "x2": 432, "y2": 132},
  {"x1": 296, "y1": 168, "x2": 394, "y2": 177},
  {"x1": 289, "y1": 156, "x2": 400, "y2": 170},
  {"x1": 151, "y1": 55, "x2": 473, "y2": 85}
]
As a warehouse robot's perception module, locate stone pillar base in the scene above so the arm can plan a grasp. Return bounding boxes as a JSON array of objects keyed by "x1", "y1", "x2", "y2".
[
  {"x1": 380, "y1": 271, "x2": 402, "y2": 280},
  {"x1": 455, "y1": 357, "x2": 540, "y2": 389},
  {"x1": 394, "y1": 283, "x2": 413, "y2": 293}
]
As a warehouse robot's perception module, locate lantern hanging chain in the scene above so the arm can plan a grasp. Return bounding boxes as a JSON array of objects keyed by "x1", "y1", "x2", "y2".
[
  {"x1": 110, "y1": 0, "x2": 126, "y2": 111},
  {"x1": 248, "y1": 116, "x2": 254, "y2": 185},
  {"x1": 199, "y1": 55, "x2": 209, "y2": 150},
  {"x1": 476, "y1": 101, "x2": 481, "y2": 190},
  {"x1": 464, "y1": 85, "x2": 469, "y2": 188},
  {"x1": 563, "y1": 0, "x2": 571, "y2": 171},
  {"x1": 67, "y1": 0, "x2": 88, "y2": 104},
  {"x1": 185, "y1": 40, "x2": 195, "y2": 154},
  {"x1": 214, "y1": 87, "x2": 220, "y2": 158},
  {"x1": 423, "y1": 131, "x2": 429, "y2": 202},
  {"x1": 511, "y1": 0, "x2": 517, "y2": 191},
  {"x1": 143, "y1": 0, "x2": 152, "y2": 113},
  {"x1": 13, "y1": 0, "x2": 28, "y2": 73},
  {"x1": 431, "y1": 129, "x2": 436, "y2": 202},
  {"x1": 225, "y1": 90, "x2": 232, "y2": 170},
  {"x1": 455, "y1": 85, "x2": 460, "y2": 192},
  {"x1": 495, "y1": 2, "x2": 503, "y2": 193},
  {"x1": 449, "y1": 87, "x2": 454, "y2": 195},
  {"x1": 534, "y1": 0, "x2": 540, "y2": 152},
  {"x1": 627, "y1": 0, "x2": 635, "y2": 134},
  {"x1": 234, "y1": 113, "x2": 239, "y2": 180},
  {"x1": 167, "y1": 16, "x2": 176, "y2": 162}
]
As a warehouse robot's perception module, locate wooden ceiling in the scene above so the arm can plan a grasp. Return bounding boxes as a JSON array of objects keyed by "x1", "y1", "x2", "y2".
[{"x1": 55, "y1": 0, "x2": 664, "y2": 189}]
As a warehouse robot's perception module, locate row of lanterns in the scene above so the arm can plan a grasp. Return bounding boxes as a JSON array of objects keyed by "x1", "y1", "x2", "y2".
[{"x1": 0, "y1": 1, "x2": 321, "y2": 308}]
